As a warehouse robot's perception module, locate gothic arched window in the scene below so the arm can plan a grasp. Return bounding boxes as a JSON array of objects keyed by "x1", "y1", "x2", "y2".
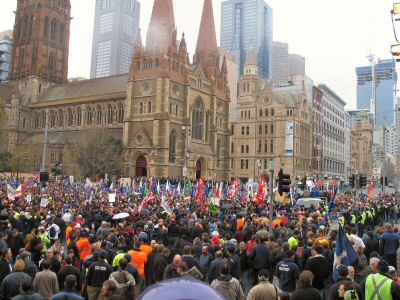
[
  {"x1": 191, "y1": 97, "x2": 204, "y2": 141},
  {"x1": 87, "y1": 107, "x2": 92, "y2": 125},
  {"x1": 139, "y1": 102, "x2": 144, "y2": 114},
  {"x1": 216, "y1": 139, "x2": 221, "y2": 167},
  {"x1": 118, "y1": 104, "x2": 124, "y2": 123},
  {"x1": 67, "y1": 108, "x2": 73, "y2": 126},
  {"x1": 59, "y1": 23, "x2": 65, "y2": 44},
  {"x1": 77, "y1": 107, "x2": 82, "y2": 126},
  {"x1": 50, "y1": 110, "x2": 55, "y2": 127},
  {"x1": 48, "y1": 52, "x2": 55, "y2": 72},
  {"x1": 169, "y1": 130, "x2": 177, "y2": 163},
  {"x1": 148, "y1": 101, "x2": 152, "y2": 113},
  {"x1": 28, "y1": 15, "x2": 33, "y2": 37},
  {"x1": 22, "y1": 15, "x2": 28, "y2": 39},
  {"x1": 50, "y1": 18, "x2": 58, "y2": 41},
  {"x1": 58, "y1": 109, "x2": 63, "y2": 127},
  {"x1": 107, "y1": 104, "x2": 113, "y2": 124},
  {"x1": 43, "y1": 16, "x2": 49, "y2": 39},
  {"x1": 97, "y1": 106, "x2": 102, "y2": 125}
]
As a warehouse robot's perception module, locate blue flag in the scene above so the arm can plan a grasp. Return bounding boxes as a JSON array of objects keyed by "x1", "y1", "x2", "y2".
[
  {"x1": 332, "y1": 226, "x2": 357, "y2": 282},
  {"x1": 319, "y1": 188, "x2": 336, "y2": 226}
]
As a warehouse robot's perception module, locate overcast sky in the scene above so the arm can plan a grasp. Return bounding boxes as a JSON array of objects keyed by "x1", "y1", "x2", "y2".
[{"x1": 0, "y1": 0, "x2": 396, "y2": 109}]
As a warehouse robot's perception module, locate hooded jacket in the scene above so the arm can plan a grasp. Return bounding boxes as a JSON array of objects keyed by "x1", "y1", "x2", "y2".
[{"x1": 211, "y1": 274, "x2": 244, "y2": 300}]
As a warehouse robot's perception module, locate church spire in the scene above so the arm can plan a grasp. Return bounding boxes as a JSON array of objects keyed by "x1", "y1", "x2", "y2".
[
  {"x1": 134, "y1": 29, "x2": 142, "y2": 55},
  {"x1": 146, "y1": 0, "x2": 175, "y2": 53},
  {"x1": 194, "y1": 0, "x2": 218, "y2": 64}
]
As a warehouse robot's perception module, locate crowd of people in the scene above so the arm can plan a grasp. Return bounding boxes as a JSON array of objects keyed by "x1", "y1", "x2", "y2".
[{"x1": 0, "y1": 175, "x2": 399, "y2": 300}]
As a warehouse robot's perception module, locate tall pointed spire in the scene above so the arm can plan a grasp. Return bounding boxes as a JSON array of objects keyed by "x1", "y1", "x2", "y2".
[
  {"x1": 195, "y1": 0, "x2": 218, "y2": 64},
  {"x1": 146, "y1": 0, "x2": 175, "y2": 53},
  {"x1": 134, "y1": 29, "x2": 142, "y2": 55}
]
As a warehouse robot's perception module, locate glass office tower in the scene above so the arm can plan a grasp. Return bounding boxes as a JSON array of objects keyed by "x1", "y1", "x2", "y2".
[
  {"x1": 221, "y1": 0, "x2": 273, "y2": 79},
  {"x1": 356, "y1": 59, "x2": 397, "y2": 128}
]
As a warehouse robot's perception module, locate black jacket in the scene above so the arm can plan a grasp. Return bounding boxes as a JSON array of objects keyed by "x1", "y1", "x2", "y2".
[
  {"x1": 304, "y1": 255, "x2": 329, "y2": 290},
  {"x1": 86, "y1": 260, "x2": 113, "y2": 287},
  {"x1": 249, "y1": 243, "x2": 273, "y2": 281},
  {"x1": 228, "y1": 254, "x2": 241, "y2": 280},
  {"x1": 276, "y1": 258, "x2": 299, "y2": 292},
  {"x1": 0, "y1": 271, "x2": 32, "y2": 300},
  {"x1": 207, "y1": 258, "x2": 224, "y2": 283},
  {"x1": 291, "y1": 285, "x2": 322, "y2": 300},
  {"x1": 58, "y1": 265, "x2": 81, "y2": 290},
  {"x1": 153, "y1": 254, "x2": 169, "y2": 282},
  {"x1": 163, "y1": 263, "x2": 180, "y2": 280},
  {"x1": 328, "y1": 277, "x2": 363, "y2": 300},
  {"x1": 0, "y1": 257, "x2": 11, "y2": 283}
]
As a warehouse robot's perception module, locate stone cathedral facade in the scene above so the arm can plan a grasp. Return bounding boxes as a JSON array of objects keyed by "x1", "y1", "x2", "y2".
[{"x1": 0, "y1": 0, "x2": 231, "y2": 179}]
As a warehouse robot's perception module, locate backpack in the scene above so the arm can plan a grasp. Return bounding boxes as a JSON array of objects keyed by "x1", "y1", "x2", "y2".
[{"x1": 49, "y1": 225, "x2": 57, "y2": 238}]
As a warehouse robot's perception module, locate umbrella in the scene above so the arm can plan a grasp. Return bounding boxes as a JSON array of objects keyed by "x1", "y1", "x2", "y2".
[{"x1": 112, "y1": 212, "x2": 130, "y2": 220}]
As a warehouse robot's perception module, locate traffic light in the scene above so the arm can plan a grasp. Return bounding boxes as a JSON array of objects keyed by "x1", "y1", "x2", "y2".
[
  {"x1": 349, "y1": 174, "x2": 355, "y2": 188},
  {"x1": 385, "y1": 177, "x2": 388, "y2": 186},
  {"x1": 278, "y1": 168, "x2": 291, "y2": 196},
  {"x1": 302, "y1": 177, "x2": 306, "y2": 189},
  {"x1": 359, "y1": 175, "x2": 367, "y2": 188}
]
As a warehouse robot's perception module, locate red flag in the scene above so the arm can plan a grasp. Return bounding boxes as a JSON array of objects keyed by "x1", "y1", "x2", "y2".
[
  {"x1": 256, "y1": 177, "x2": 267, "y2": 205},
  {"x1": 195, "y1": 177, "x2": 205, "y2": 200},
  {"x1": 215, "y1": 182, "x2": 221, "y2": 198},
  {"x1": 200, "y1": 197, "x2": 205, "y2": 213},
  {"x1": 368, "y1": 180, "x2": 373, "y2": 199},
  {"x1": 138, "y1": 191, "x2": 155, "y2": 213}
]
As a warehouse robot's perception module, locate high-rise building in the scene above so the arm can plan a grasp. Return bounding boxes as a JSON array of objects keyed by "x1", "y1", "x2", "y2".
[
  {"x1": 319, "y1": 84, "x2": 347, "y2": 179},
  {"x1": 312, "y1": 86, "x2": 323, "y2": 176},
  {"x1": 356, "y1": 58, "x2": 397, "y2": 128},
  {"x1": 271, "y1": 41, "x2": 288, "y2": 86},
  {"x1": 288, "y1": 54, "x2": 305, "y2": 76},
  {"x1": 385, "y1": 124, "x2": 399, "y2": 156},
  {"x1": 90, "y1": 0, "x2": 140, "y2": 78},
  {"x1": 0, "y1": 30, "x2": 13, "y2": 82},
  {"x1": 220, "y1": 0, "x2": 273, "y2": 79}
]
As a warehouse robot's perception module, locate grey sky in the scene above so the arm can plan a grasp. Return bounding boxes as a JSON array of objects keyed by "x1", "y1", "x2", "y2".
[{"x1": 0, "y1": 0, "x2": 396, "y2": 109}]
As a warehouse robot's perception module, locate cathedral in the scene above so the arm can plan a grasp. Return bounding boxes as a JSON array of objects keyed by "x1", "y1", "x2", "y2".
[{"x1": 0, "y1": 0, "x2": 231, "y2": 179}]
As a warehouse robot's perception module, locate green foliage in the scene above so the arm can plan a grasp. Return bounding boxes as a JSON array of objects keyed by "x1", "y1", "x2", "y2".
[
  {"x1": 0, "y1": 152, "x2": 12, "y2": 172},
  {"x1": 76, "y1": 130, "x2": 124, "y2": 178}
]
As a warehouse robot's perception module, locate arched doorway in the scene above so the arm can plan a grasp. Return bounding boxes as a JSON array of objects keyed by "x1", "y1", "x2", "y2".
[
  {"x1": 196, "y1": 159, "x2": 202, "y2": 179},
  {"x1": 136, "y1": 155, "x2": 147, "y2": 177}
]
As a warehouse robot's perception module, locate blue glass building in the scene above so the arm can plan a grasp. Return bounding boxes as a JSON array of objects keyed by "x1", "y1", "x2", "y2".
[
  {"x1": 356, "y1": 59, "x2": 397, "y2": 128},
  {"x1": 0, "y1": 31, "x2": 12, "y2": 82},
  {"x1": 221, "y1": 0, "x2": 273, "y2": 79}
]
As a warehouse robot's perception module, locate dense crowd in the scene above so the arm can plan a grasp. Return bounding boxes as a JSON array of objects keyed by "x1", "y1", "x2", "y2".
[{"x1": 0, "y1": 176, "x2": 399, "y2": 300}]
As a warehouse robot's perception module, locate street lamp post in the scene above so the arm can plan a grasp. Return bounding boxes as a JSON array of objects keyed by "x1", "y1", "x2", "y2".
[{"x1": 268, "y1": 160, "x2": 275, "y2": 233}]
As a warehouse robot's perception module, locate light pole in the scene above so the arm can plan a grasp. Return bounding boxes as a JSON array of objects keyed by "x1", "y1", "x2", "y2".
[
  {"x1": 268, "y1": 160, "x2": 274, "y2": 233},
  {"x1": 182, "y1": 126, "x2": 189, "y2": 178}
]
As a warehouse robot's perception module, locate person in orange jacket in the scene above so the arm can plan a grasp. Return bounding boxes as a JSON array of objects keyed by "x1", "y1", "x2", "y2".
[
  {"x1": 76, "y1": 231, "x2": 92, "y2": 262},
  {"x1": 128, "y1": 242, "x2": 147, "y2": 295}
]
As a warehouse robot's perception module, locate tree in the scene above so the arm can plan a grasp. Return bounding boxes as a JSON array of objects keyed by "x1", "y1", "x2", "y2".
[
  {"x1": 0, "y1": 152, "x2": 12, "y2": 172},
  {"x1": 76, "y1": 130, "x2": 124, "y2": 178}
]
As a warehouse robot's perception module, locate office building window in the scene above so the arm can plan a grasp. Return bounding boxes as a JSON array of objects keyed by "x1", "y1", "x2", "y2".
[
  {"x1": 120, "y1": 41, "x2": 133, "y2": 74},
  {"x1": 101, "y1": 0, "x2": 114, "y2": 9},
  {"x1": 99, "y1": 13, "x2": 113, "y2": 33},
  {"x1": 123, "y1": 15, "x2": 135, "y2": 34},
  {"x1": 95, "y1": 40, "x2": 112, "y2": 77}
]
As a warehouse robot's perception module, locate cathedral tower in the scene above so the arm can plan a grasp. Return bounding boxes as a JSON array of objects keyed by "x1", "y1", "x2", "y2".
[{"x1": 9, "y1": 0, "x2": 71, "y2": 84}]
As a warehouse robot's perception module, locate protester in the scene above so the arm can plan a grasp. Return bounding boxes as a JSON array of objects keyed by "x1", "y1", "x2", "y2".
[
  {"x1": 290, "y1": 270, "x2": 321, "y2": 300},
  {"x1": 58, "y1": 255, "x2": 81, "y2": 291},
  {"x1": 49, "y1": 275, "x2": 83, "y2": 300},
  {"x1": 85, "y1": 251, "x2": 112, "y2": 300},
  {"x1": 211, "y1": 264, "x2": 244, "y2": 300},
  {"x1": 11, "y1": 280, "x2": 43, "y2": 300},
  {"x1": 33, "y1": 259, "x2": 59, "y2": 300},
  {"x1": 246, "y1": 269, "x2": 280, "y2": 300},
  {"x1": 108, "y1": 259, "x2": 135, "y2": 300},
  {"x1": 0, "y1": 259, "x2": 31, "y2": 300}
]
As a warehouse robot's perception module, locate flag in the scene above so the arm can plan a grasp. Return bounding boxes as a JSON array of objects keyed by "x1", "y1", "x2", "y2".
[
  {"x1": 319, "y1": 187, "x2": 336, "y2": 226},
  {"x1": 109, "y1": 182, "x2": 113, "y2": 191},
  {"x1": 195, "y1": 177, "x2": 205, "y2": 200},
  {"x1": 176, "y1": 182, "x2": 181, "y2": 195},
  {"x1": 161, "y1": 196, "x2": 173, "y2": 215},
  {"x1": 289, "y1": 189, "x2": 295, "y2": 206},
  {"x1": 367, "y1": 179, "x2": 373, "y2": 199},
  {"x1": 166, "y1": 180, "x2": 170, "y2": 192},
  {"x1": 200, "y1": 196, "x2": 205, "y2": 213},
  {"x1": 13, "y1": 184, "x2": 22, "y2": 198},
  {"x1": 256, "y1": 177, "x2": 267, "y2": 205},
  {"x1": 228, "y1": 178, "x2": 240, "y2": 197},
  {"x1": 7, "y1": 184, "x2": 15, "y2": 200},
  {"x1": 209, "y1": 203, "x2": 218, "y2": 215},
  {"x1": 139, "y1": 191, "x2": 156, "y2": 213},
  {"x1": 215, "y1": 182, "x2": 221, "y2": 198},
  {"x1": 333, "y1": 226, "x2": 357, "y2": 282}
]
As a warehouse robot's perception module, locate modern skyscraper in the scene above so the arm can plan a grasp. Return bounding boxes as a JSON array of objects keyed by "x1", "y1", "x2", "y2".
[
  {"x1": 90, "y1": 0, "x2": 140, "y2": 78},
  {"x1": 288, "y1": 54, "x2": 305, "y2": 76},
  {"x1": 0, "y1": 30, "x2": 13, "y2": 82},
  {"x1": 271, "y1": 41, "x2": 288, "y2": 86},
  {"x1": 220, "y1": 0, "x2": 273, "y2": 79},
  {"x1": 356, "y1": 58, "x2": 397, "y2": 128}
]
